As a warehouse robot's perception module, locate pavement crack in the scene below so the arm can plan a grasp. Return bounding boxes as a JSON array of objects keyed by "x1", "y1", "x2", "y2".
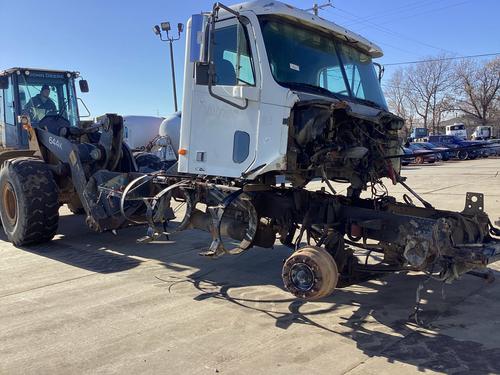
[
  {"x1": 0, "y1": 273, "x2": 97, "y2": 299},
  {"x1": 421, "y1": 183, "x2": 464, "y2": 194}
]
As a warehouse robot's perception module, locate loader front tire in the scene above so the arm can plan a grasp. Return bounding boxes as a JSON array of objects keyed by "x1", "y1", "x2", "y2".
[{"x1": 0, "y1": 158, "x2": 59, "y2": 246}]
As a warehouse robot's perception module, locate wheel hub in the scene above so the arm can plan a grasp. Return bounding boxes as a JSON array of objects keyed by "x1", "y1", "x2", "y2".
[
  {"x1": 2, "y1": 182, "x2": 17, "y2": 226},
  {"x1": 282, "y1": 246, "x2": 339, "y2": 300},
  {"x1": 290, "y1": 263, "x2": 315, "y2": 291}
]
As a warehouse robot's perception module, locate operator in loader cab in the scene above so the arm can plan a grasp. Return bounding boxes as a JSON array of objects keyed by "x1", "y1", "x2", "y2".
[{"x1": 23, "y1": 84, "x2": 57, "y2": 121}]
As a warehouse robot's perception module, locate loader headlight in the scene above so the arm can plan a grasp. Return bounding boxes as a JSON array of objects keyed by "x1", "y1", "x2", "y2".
[
  {"x1": 90, "y1": 148, "x2": 102, "y2": 161},
  {"x1": 18, "y1": 115, "x2": 29, "y2": 126}
]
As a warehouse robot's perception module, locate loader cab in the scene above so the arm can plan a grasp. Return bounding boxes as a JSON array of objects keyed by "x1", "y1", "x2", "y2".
[{"x1": 0, "y1": 68, "x2": 88, "y2": 149}]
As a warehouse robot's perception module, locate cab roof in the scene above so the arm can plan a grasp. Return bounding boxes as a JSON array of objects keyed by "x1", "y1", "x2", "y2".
[
  {"x1": 0, "y1": 67, "x2": 80, "y2": 77},
  {"x1": 229, "y1": 0, "x2": 383, "y2": 58}
]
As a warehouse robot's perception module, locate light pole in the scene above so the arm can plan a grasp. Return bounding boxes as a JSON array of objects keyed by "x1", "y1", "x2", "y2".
[
  {"x1": 153, "y1": 22, "x2": 184, "y2": 112},
  {"x1": 306, "y1": 1, "x2": 333, "y2": 16}
]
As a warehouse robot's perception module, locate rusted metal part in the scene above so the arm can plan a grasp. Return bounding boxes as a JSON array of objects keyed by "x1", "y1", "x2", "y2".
[
  {"x1": 282, "y1": 246, "x2": 339, "y2": 300},
  {"x1": 199, "y1": 190, "x2": 259, "y2": 258},
  {"x1": 89, "y1": 168, "x2": 499, "y2": 299},
  {"x1": 113, "y1": 177, "x2": 500, "y2": 280}
]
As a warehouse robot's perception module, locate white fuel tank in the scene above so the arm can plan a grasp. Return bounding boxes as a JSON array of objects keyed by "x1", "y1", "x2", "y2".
[
  {"x1": 123, "y1": 115, "x2": 165, "y2": 149},
  {"x1": 159, "y1": 112, "x2": 181, "y2": 155}
]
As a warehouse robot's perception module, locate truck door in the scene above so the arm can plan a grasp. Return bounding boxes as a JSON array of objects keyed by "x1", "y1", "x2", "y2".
[{"x1": 185, "y1": 17, "x2": 260, "y2": 178}]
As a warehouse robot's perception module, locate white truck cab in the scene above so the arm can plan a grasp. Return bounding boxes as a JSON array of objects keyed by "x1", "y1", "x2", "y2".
[
  {"x1": 471, "y1": 125, "x2": 493, "y2": 140},
  {"x1": 446, "y1": 123, "x2": 467, "y2": 140},
  {"x1": 178, "y1": 1, "x2": 401, "y2": 190}
]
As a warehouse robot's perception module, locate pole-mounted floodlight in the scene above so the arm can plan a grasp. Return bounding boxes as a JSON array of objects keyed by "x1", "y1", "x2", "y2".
[
  {"x1": 153, "y1": 21, "x2": 184, "y2": 112},
  {"x1": 160, "y1": 22, "x2": 171, "y2": 32}
]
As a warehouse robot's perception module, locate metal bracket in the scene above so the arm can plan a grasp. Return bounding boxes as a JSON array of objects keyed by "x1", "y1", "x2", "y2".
[{"x1": 462, "y1": 192, "x2": 484, "y2": 215}]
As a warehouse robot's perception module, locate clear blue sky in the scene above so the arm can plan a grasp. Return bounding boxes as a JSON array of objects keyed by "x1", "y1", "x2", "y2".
[{"x1": 2, "y1": 0, "x2": 499, "y2": 117}]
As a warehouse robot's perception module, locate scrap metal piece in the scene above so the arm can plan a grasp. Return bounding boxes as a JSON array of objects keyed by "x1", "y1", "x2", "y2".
[
  {"x1": 399, "y1": 219, "x2": 436, "y2": 269},
  {"x1": 404, "y1": 237, "x2": 430, "y2": 268}
]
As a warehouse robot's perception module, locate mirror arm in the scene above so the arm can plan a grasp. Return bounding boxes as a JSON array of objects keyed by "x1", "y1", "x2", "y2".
[
  {"x1": 213, "y1": 2, "x2": 241, "y2": 18},
  {"x1": 374, "y1": 62, "x2": 385, "y2": 82},
  {"x1": 206, "y1": 3, "x2": 248, "y2": 110}
]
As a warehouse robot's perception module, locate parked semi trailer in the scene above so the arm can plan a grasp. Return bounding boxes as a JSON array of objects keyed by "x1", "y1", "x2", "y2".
[{"x1": 1, "y1": 1, "x2": 499, "y2": 301}]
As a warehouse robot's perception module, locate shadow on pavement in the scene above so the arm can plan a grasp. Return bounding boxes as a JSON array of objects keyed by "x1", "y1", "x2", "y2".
[{"x1": 4, "y1": 212, "x2": 500, "y2": 373}]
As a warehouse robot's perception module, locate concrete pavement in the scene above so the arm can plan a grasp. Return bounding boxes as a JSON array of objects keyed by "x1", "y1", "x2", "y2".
[{"x1": 0, "y1": 158, "x2": 499, "y2": 374}]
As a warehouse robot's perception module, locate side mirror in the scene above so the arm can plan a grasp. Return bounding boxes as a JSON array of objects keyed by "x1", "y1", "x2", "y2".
[
  {"x1": 195, "y1": 62, "x2": 210, "y2": 85},
  {"x1": 79, "y1": 79, "x2": 89, "y2": 93},
  {"x1": 0, "y1": 76, "x2": 9, "y2": 90},
  {"x1": 189, "y1": 14, "x2": 209, "y2": 63}
]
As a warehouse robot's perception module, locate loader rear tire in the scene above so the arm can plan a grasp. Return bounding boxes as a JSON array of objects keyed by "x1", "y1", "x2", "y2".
[{"x1": 0, "y1": 158, "x2": 59, "y2": 246}]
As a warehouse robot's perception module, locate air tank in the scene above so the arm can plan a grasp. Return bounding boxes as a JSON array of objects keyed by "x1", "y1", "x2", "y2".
[
  {"x1": 159, "y1": 111, "x2": 181, "y2": 156},
  {"x1": 123, "y1": 115, "x2": 165, "y2": 149}
]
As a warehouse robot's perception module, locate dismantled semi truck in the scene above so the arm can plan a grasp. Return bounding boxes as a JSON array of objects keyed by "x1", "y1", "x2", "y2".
[{"x1": 1, "y1": 1, "x2": 499, "y2": 301}]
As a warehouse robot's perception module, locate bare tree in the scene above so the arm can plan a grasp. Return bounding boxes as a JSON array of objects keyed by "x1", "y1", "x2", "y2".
[
  {"x1": 453, "y1": 57, "x2": 500, "y2": 125},
  {"x1": 384, "y1": 68, "x2": 415, "y2": 137},
  {"x1": 405, "y1": 55, "x2": 455, "y2": 133}
]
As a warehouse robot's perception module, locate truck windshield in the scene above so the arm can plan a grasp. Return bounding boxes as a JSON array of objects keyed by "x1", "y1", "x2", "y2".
[
  {"x1": 258, "y1": 16, "x2": 387, "y2": 109},
  {"x1": 17, "y1": 71, "x2": 79, "y2": 127}
]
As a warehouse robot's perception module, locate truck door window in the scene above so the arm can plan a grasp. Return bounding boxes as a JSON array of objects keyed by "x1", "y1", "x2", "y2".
[{"x1": 214, "y1": 23, "x2": 255, "y2": 86}]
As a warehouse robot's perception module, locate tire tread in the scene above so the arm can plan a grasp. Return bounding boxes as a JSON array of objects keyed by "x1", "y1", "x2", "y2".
[{"x1": 0, "y1": 157, "x2": 59, "y2": 245}]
